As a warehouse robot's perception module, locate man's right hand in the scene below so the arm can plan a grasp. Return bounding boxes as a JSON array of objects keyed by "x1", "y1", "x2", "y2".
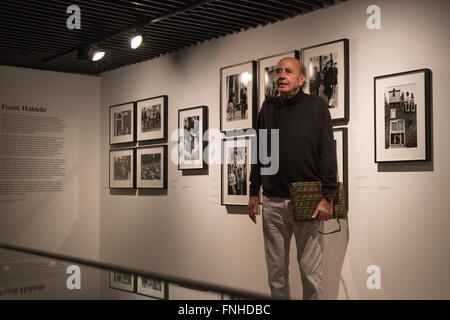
[{"x1": 248, "y1": 196, "x2": 259, "y2": 224}]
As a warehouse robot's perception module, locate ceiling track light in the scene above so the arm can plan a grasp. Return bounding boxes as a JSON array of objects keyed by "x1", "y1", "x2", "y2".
[
  {"x1": 130, "y1": 30, "x2": 144, "y2": 49},
  {"x1": 90, "y1": 46, "x2": 106, "y2": 62}
]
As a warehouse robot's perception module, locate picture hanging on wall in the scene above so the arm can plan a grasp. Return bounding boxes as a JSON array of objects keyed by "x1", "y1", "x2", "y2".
[
  {"x1": 257, "y1": 50, "x2": 300, "y2": 110},
  {"x1": 301, "y1": 39, "x2": 349, "y2": 124},
  {"x1": 333, "y1": 127, "x2": 348, "y2": 211},
  {"x1": 136, "y1": 95, "x2": 168, "y2": 143},
  {"x1": 374, "y1": 69, "x2": 431, "y2": 163},
  {"x1": 220, "y1": 61, "x2": 256, "y2": 132},
  {"x1": 178, "y1": 106, "x2": 208, "y2": 170},
  {"x1": 109, "y1": 148, "x2": 135, "y2": 189},
  {"x1": 136, "y1": 145, "x2": 167, "y2": 189},
  {"x1": 109, "y1": 271, "x2": 135, "y2": 293},
  {"x1": 137, "y1": 276, "x2": 168, "y2": 299},
  {"x1": 221, "y1": 136, "x2": 254, "y2": 206},
  {"x1": 109, "y1": 102, "x2": 135, "y2": 144}
]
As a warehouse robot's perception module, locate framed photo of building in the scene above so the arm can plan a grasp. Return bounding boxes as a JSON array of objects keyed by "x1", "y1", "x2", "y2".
[
  {"x1": 137, "y1": 276, "x2": 168, "y2": 299},
  {"x1": 334, "y1": 127, "x2": 348, "y2": 209},
  {"x1": 257, "y1": 50, "x2": 300, "y2": 110},
  {"x1": 220, "y1": 61, "x2": 256, "y2": 132},
  {"x1": 301, "y1": 39, "x2": 349, "y2": 124},
  {"x1": 136, "y1": 95, "x2": 168, "y2": 143},
  {"x1": 109, "y1": 102, "x2": 135, "y2": 144},
  {"x1": 109, "y1": 271, "x2": 135, "y2": 293},
  {"x1": 221, "y1": 136, "x2": 253, "y2": 206},
  {"x1": 109, "y1": 149, "x2": 135, "y2": 188},
  {"x1": 178, "y1": 106, "x2": 208, "y2": 170},
  {"x1": 136, "y1": 145, "x2": 167, "y2": 189},
  {"x1": 374, "y1": 69, "x2": 431, "y2": 162}
]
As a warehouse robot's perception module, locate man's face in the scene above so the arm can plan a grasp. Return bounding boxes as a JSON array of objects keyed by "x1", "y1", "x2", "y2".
[{"x1": 275, "y1": 58, "x2": 305, "y2": 98}]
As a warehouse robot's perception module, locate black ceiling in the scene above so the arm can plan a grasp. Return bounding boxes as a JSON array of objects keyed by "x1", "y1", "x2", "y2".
[{"x1": 0, "y1": 0, "x2": 345, "y2": 75}]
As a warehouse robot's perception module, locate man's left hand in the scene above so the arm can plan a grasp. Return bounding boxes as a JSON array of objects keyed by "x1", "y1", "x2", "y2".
[{"x1": 311, "y1": 199, "x2": 333, "y2": 221}]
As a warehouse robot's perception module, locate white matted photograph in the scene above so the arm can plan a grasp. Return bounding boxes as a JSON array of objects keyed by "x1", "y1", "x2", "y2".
[
  {"x1": 137, "y1": 276, "x2": 167, "y2": 299},
  {"x1": 109, "y1": 149, "x2": 135, "y2": 188},
  {"x1": 136, "y1": 95, "x2": 168, "y2": 142},
  {"x1": 136, "y1": 145, "x2": 167, "y2": 189},
  {"x1": 109, "y1": 271, "x2": 135, "y2": 293},
  {"x1": 374, "y1": 69, "x2": 431, "y2": 162},
  {"x1": 109, "y1": 102, "x2": 135, "y2": 144}
]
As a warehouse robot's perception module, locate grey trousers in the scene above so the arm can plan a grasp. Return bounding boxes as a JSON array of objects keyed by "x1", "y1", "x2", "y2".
[{"x1": 262, "y1": 195, "x2": 324, "y2": 300}]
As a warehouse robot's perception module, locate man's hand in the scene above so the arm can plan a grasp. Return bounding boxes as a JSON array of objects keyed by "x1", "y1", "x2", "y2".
[
  {"x1": 311, "y1": 199, "x2": 333, "y2": 221},
  {"x1": 248, "y1": 196, "x2": 259, "y2": 224}
]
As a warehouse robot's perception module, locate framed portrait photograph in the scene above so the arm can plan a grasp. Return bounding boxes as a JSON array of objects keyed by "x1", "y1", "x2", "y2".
[
  {"x1": 334, "y1": 127, "x2": 348, "y2": 210},
  {"x1": 109, "y1": 271, "x2": 135, "y2": 293},
  {"x1": 109, "y1": 149, "x2": 135, "y2": 188},
  {"x1": 257, "y1": 50, "x2": 300, "y2": 110},
  {"x1": 137, "y1": 276, "x2": 167, "y2": 299},
  {"x1": 136, "y1": 145, "x2": 167, "y2": 189},
  {"x1": 302, "y1": 39, "x2": 349, "y2": 124},
  {"x1": 221, "y1": 136, "x2": 254, "y2": 206},
  {"x1": 374, "y1": 69, "x2": 431, "y2": 162},
  {"x1": 109, "y1": 102, "x2": 135, "y2": 144},
  {"x1": 136, "y1": 95, "x2": 168, "y2": 143},
  {"x1": 178, "y1": 106, "x2": 208, "y2": 170},
  {"x1": 220, "y1": 61, "x2": 256, "y2": 132}
]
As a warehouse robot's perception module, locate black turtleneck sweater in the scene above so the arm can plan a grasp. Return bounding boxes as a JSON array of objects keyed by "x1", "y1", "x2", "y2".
[{"x1": 249, "y1": 89, "x2": 337, "y2": 199}]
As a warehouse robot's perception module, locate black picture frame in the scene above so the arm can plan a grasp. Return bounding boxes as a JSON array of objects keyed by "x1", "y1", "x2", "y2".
[
  {"x1": 257, "y1": 50, "x2": 300, "y2": 110},
  {"x1": 136, "y1": 95, "x2": 168, "y2": 144},
  {"x1": 301, "y1": 38, "x2": 349, "y2": 125},
  {"x1": 109, "y1": 148, "x2": 136, "y2": 189},
  {"x1": 374, "y1": 68, "x2": 431, "y2": 163},
  {"x1": 109, "y1": 101, "x2": 136, "y2": 145},
  {"x1": 109, "y1": 271, "x2": 136, "y2": 293},
  {"x1": 333, "y1": 127, "x2": 348, "y2": 211},
  {"x1": 136, "y1": 276, "x2": 168, "y2": 300},
  {"x1": 136, "y1": 145, "x2": 168, "y2": 189},
  {"x1": 220, "y1": 60, "x2": 257, "y2": 133},
  {"x1": 178, "y1": 106, "x2": 208, "y2": 170}
]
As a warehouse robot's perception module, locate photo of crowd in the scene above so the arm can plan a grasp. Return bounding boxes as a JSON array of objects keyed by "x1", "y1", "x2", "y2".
[
  {"x1": 141, "y1": 104, "x2": 161, "y2": 132},
  {"x1": 307, "y1": 52, "x2": 339, "y2": 108},
  {"x1": 141, "y1": 153, "x2": 161, "y2": 180},
  {"x1": 113, "y1": 155, "x2": 131, "y2": 180}
]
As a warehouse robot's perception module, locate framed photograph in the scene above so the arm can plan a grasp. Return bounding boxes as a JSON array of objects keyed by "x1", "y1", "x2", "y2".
[
  {"x1": 109, "y1": 271, "x2": 135, "y2": 293},
  {"x1": 136, "y1": 95, "x2": 168, "y2": 143},
  {"x1": 374, "y1": 69, "x2": 431, "y2": 162},
  {"x1": 109, "y1": 149, "x2": 135, "y2": 188},
  {"x1": 258, "y1": 50, "x2": 300, "y2": 109},
  {"x1": 221, "y1": 136, "x2": 253, "y2": 206},
  {"x1": 178, "y1": 106, "x2": 208, "y2": 170},
  {"x1": 334, "y1": 127, "x2": 348, "y2": 209},
  {"x1": 109, "y1": 102, "x2": 135, "y2": 144},
  {"x1": 137, "y1": 276, "x2": 167, "y2": 299},
  {"x1": 220, "y1": 61, "x2": 256, "y2": 132},
  {"x1": 136, "y1": 145, "x2": 167, "y2": 189},
  {"x1": 302, "y1": 39, "x2": 349, "y2": 124}
]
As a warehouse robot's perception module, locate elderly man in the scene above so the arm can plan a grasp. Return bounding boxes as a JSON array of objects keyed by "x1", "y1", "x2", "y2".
[{"x1": 248, "y1": 57, "x2": 337, "y2": 300}]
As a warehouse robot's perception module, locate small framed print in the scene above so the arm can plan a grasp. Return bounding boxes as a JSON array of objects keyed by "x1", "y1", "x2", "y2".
[
  {"x1": 136, "y1": 95, "x2": 168, "y2": 143},
  {"x1": 136, "y1": 145, "x2": 167, "y2": 189},
  {"x1": 334, "y1": 127, "x2": 348, "y2": 210},
  {"x1": 220, "y1": 61, "x2": 257, "y2": 132},
  {"x1": 109, "y1": 149, "x2": 135, "y2": 188},
  {"x1": 109, "y1": 271, "x2": 135, "y2": 293},
  {"x1": 178, "y1": 106, "x2": 208, "y2": 170},
  {"x1": 257, "y1": 50, "x2": 300, "y2": 109},
  {"x1": 221, "y1": 136, "x2": 254, "y2": 206},
  {"x1": 374, "y1": 69, "x2": 431, "y2": 162},
  {"x1": 302, "y1": 39, "x2": 349, "y2": 124},
  {"x1": 137, "y1": 276, "x2": 167, "y2": 299},
  {"x1": 109, "y1": 102, "x2": 135, "y2": 144}
]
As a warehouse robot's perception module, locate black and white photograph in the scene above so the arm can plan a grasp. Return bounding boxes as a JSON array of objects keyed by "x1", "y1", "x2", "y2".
[
  {"x1": 221, "y1": 137, "x2": 253, "y2": 206},
  {"x1": 137, "y1": 145, "x2": 167, "y2": 188},
  {"x1": 109, "y1": 102, "x2": 135, "y2": 144},
  {"x1": 137, "y1": 276, "x2": 167, "y2": 299},
  {"x1": 136, "y1": 95, "x2": 168, "y2": 142},
  {"x1": 220, "y1": 61, "x2": 256, "y2": 132},
  {"x1": 109, "y1": 271, "x2": 135, "y2": 293},
  {"x1": 333, "y1": 128, "x2": 348, "y2": 210},
  {"x1": 302, "y1": 39, "x2": 349, "y2": 124},
  {"x1": 374, "y1": 69, "x2": 431, "y2": 162},
  {"x1": 109, "y1": 149, "x2": 135, "y2": 188},
  {"x1": 258, "y1": 51, "x2": 299, "y2": 109},
  {"x1": 178, "y1": 106, "x2": 208, "y2": 170}
]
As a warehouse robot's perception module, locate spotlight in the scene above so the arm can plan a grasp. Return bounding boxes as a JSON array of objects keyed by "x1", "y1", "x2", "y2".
[
  {"x1": 130, "y1": 32, "x2": 144, "y2": 49},
  {"x1": 91, "y1": 49, "x2": 105, "y2": 62}
]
